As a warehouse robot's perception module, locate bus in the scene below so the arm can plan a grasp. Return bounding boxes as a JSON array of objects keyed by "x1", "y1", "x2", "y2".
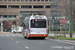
[{"x1": 22, "y1": 15, "x2": 48, "y2": 39}]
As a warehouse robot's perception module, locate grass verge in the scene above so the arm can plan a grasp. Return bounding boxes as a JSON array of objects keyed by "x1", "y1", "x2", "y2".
[{"x1": 50, "y1": 36, "x2": 75, "y2": 40}]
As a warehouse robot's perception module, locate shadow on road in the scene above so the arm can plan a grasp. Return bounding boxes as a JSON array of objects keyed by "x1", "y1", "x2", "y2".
[{"x1": 26, "y1": 37, "x2": 48, "y2": 40}]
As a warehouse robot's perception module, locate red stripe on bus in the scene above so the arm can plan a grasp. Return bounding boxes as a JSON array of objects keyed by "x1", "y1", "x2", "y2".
[{"x1": 28, "y1": 34, "x2": 48, "y2": 37}]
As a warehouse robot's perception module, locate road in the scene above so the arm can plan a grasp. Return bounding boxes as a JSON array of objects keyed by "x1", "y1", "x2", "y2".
[{"x1": 0, "y1": 33, "x2": 75, "y2": 50}]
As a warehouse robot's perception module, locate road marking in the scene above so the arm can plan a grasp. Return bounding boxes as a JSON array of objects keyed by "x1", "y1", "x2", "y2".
[
  {"x1": 16, "y1": 41, "x2": 19, "y2": 43},
  {"x1": 25, "y1": 46, "x2": 29, "y2": 49},
  {"x1": 49, "y1": 39, "x2": 75, "y2": 45}
]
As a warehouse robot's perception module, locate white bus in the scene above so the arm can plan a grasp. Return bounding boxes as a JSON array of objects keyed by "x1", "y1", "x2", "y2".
[{"x1": 22, "y1": 15, "x2": 48, "y2": 39}]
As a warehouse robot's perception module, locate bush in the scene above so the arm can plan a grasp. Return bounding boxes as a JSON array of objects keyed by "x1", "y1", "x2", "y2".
[
  {"x1": 50, "y1": 29, "x2": 60, "y2": 31},
  {"x1": 50, "y1": 36, "x2": 75, "y2": 40}
]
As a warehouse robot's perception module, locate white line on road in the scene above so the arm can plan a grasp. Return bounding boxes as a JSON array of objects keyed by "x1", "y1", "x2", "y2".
[
  {"x1": 25, "y1": 46, "x2": 29, "y2": 49},
  {"x1": 49, "y1": 39, "x2": 75, "y2": 45},
  {"x1": 16, "y1": 41, "x2": 19, "y2": 43}
]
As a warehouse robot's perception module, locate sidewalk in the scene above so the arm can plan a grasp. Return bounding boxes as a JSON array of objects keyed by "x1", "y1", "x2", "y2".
[
  {"x1": 49, "y1": 33, "x2": 75, "y2": 38},
  {"x1": 0, "y1": 32, "x2": 10, "y2": 34},
  {"x1": 49, "y1": 33, "x2": 75, "y2": 44}
]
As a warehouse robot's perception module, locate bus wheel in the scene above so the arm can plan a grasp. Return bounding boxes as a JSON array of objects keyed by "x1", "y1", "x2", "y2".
[
  {"x1": 24, "y1": 37, "x2": 27, "y2": 38},
  {"x1": 27, "y1": 37, "x2": 30, "y2": 39}
]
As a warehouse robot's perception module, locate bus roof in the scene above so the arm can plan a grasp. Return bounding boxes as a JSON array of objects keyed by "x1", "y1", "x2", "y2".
[{"x1": 24, "y1": 15, "x2": 47, "y2": 20}]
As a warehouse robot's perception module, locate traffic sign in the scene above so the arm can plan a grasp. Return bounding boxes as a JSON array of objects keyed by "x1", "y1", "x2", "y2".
[
  {"x1": 63, "y1": 18, "x2": 67, "y2": 23},
  {"x1": 59, "y1": 20, "x2": 63, "y2": 23},
  {"x1": 59, "y1": 18, "x2": 67, "y2": 23}
]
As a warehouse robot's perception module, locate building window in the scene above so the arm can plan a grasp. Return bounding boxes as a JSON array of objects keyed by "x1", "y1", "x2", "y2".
[
  {"x1": 51, "y1": 14, "x2": 59, "y2": 17},
  {"x1": 0, "y1": 0, "x2": 2, "y2": 1},
  {"x1": 49, "y1": 0, "x2": 53, "y2": 1},
  {"x1": 8, "y1": 5, "x2": 19, "y2": 8},
  {"x1": 29, "y1": 0, "x2": 32, "y2": 1},
  {"x1": 13, "y1": 15, "x2": 16, "y2": 18},
  {"x1": 37, "y1": 0, "x2": 40, "y2": 1},
  {"x1": 21, "y1": 6, "x2": 32, "y2": 8},
  {"x1": 50, "y1": 5, "x2": 58, "y2": 8},
  {"x1": 0, "y1": 5, "x2": 7, "y2": 8},
  {"x1": 8, "y1": 15, "x2": 16, "y2": 18},
  {"x1": 33, "y1": 6, "x2": 43, "y2": 8},
  {"x1": 21, "y1": 0, "x2": 24, "y2": 1},
  {"x1": 8, "y1": 0, "x2": 11, "y2": 1},
  {"x1": 25, "y1": 0, "x2": 28, "y2": 1},
  {"x1": 13, "y1": 0, "x2": 15, "y2": 1},
  {"x1": 33, "y1": 0, "x2": 36, "y2": 1},
  {"x1": 45, "y1": 6, "x2": 50, "y2": 8},
  {"x1": 41, "y1": 0, "x2": 44, "y2": 1},
  {"x1": 17, "y1": 0, "x2": 19, "y2": 1},
  {"x1": 45, "y1": 0, "x2": 48, "y2": 1},
  {"x1": 51, "y1": 11, "x2": 60, "y2": 13},
  {"x1": 4, "y1": 0, "x2": 7, "y2": 1},
  {"x1": 3, "y1": 15, "x2": 7, "y2": 18},
  {"x1": 9, "y1": 15, "x2": 12, "y2": 18}
]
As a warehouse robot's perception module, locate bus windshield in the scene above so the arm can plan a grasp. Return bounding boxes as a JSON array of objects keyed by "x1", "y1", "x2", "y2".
[{"x1": 31, "y1": 19, "x2": 46, "y2": 28}]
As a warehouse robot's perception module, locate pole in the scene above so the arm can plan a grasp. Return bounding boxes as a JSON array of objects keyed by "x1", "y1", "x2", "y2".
[
  {"x1": 52, "y1": 17, "x2": 55, "y2": 36},
  {"x1": 64, "y1": 23, "x2": 66, "y2": 37},
  {"x1": 1, "y1": 15, "x2": 3, "y2": 32},
  {"x1": 49, "y1": 20, "x2": 50, "y2": 34},
  {"x1": 53, "y1": 18, "x2": 55, "y2": 36},
  {"x1": 56, "y1": 0, "x2": 58, "y2": 36},
  {"x1": 69, "y1": 0, "x2": 72, "y2": 38}
]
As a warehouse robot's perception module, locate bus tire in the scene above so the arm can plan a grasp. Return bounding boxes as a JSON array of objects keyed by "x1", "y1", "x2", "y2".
[
  {"x1": 24, "y1": 36, "x2": 27, "y2": 38},
  {"x1": 27, "y1": 37, "x2": 30, "y2": 39}
]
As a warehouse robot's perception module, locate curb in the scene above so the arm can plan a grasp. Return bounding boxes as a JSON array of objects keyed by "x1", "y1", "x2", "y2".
[{"x1": 0, "y1": 32, "x2": 11, "y2": 34}]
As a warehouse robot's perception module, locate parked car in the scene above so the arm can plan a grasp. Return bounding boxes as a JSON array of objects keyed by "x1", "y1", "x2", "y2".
[{"x1": 12, "y1": 27, "x2": 23, "y2": 33}]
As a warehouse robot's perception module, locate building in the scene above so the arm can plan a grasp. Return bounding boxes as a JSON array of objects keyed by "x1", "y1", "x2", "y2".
[
  {"x1": 0, "y1": 0, "x2": 75, "y2": 32},
  {"x1": 0, "y1": 0, "x2": 51, "y2": 32}
]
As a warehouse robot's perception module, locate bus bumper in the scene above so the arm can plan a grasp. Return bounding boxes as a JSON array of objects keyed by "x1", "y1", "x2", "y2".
[{"x1": 28, "y1": 34, "x2": 48, "y2": 37}]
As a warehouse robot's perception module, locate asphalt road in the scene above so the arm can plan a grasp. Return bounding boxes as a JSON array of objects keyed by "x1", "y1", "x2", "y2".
[{"x1": 0, "y1": 33, "x2": 75, "y2": 50}]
